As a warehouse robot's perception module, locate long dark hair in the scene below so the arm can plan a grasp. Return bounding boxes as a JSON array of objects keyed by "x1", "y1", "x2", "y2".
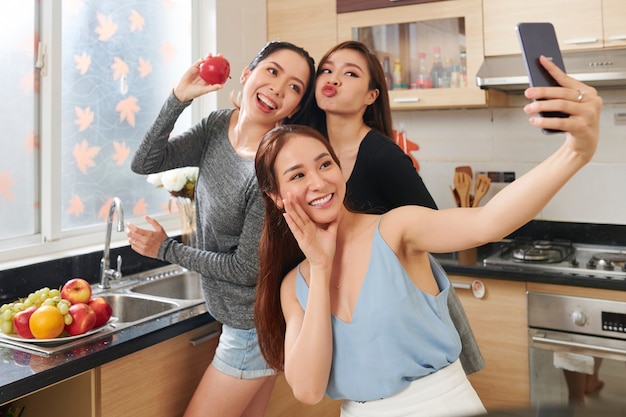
[
  {"x1": 305, "y1": 40, "x2": 393, "y2": 138},
  {"x1": 231, "y1": 40, "x2": 316, "y2": 125},
  {"x1": 254, "y1": 124, "x2": 342, "y2": 370}
]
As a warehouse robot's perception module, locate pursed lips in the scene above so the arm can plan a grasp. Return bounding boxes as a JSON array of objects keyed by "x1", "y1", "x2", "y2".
[{"x1": 321, "y1": 85, "x2": 336, "y2": 97}]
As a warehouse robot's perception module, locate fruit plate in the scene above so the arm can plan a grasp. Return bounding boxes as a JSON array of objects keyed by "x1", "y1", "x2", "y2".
[{"x1": 0, "y1": 317, "x2": 118, "y2": 346}]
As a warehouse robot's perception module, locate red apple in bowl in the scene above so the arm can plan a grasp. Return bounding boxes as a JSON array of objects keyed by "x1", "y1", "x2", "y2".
[
  {"x1": 199, "y1": 55, "x2": 230, "y2": 85},
  {"x1": 13, "y1": 306, "x2": 38, "y2": 339},
  {"x1": 64, "y1": 303, "x2": 96, "y2": 336},
  {"x1": 61, "y1": 278, "x2": 92, "y2": 305},
  {"x1": 88, "y1": 297, "x2": 113, "y2": 327}
]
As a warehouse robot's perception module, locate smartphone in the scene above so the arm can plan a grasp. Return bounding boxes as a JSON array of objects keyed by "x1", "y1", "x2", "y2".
[{"x1": 516, "y1": 22, "x2": 568, "y2": 134}]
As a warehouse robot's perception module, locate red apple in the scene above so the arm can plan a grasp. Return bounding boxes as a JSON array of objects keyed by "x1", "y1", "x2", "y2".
[
  {"x1": 64, "y1": 303, "x2": 96, "y2": 336},
  {"x1": 199, "y1": 55, "x2": 230, "y2": 85},
  {"x1": 61, "y1": 278, "x2": 92, "y2": 305},
  {"x1": 88, "y1": 297, "x2": 113, "y2": 327},
  {"x1": 13, "y1": 306, "x2": 38, "y2": 339}
]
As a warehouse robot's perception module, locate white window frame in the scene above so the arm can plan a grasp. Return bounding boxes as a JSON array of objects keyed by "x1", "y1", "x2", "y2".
[{"x1": 0, "y1": 0, "x2": 227, "y2": 269}]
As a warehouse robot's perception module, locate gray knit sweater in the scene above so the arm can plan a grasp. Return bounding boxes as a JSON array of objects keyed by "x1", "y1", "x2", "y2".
[{"x1": 131, "y1": 93, "x2": 263, "y2": 329}]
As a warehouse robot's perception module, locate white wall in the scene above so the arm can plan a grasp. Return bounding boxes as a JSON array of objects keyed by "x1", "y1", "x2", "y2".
[
  {"x1": 194, "y1": 0, "x2": 267, "y2": 116},
  {"x1": 393, "y1": 89, "x2": 626, "y2": 225}
]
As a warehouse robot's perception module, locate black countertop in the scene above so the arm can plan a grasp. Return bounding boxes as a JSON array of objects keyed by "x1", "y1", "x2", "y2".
[{"x1": 0, "y1": 299, "x2": 214, "y2": 405}]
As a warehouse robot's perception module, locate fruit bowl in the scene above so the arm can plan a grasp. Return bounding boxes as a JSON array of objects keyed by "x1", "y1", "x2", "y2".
[{"x1": 0, "y1": 317, "x2": 117, "y2": 345}]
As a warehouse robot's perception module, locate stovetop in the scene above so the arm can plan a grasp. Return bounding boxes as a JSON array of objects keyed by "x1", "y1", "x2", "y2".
[{"x1": 483, "y1": 238, "x2": 626, "y2": 280}]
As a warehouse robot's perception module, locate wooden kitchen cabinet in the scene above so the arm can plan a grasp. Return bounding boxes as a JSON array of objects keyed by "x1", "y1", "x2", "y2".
[
  {"x1": 97, "y1": 321, "x2": 221, "y2": 417},
  {"x1": 483, "y1": 0, "x2": 626, "y2": 56},
  {"x1": 2, "y1": 371, "x2": 95, "y2": 417},
  {"x1": 337, "y1": 0, "x2": 506, "y2": 110},
  {"x1": 451, "y1": 276, "x2": 530, "y2": 411},
  {"x1": 601, "y1": 0, "x2": 626, "y2": 48},
  {"x1": 266, "y1": 0, "x2": 337, "y2": 64}
]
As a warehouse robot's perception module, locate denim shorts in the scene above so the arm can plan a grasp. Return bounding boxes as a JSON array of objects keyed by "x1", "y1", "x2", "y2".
[{"x1": 211, "y1": 324, "x2": 276, "y2": 379}]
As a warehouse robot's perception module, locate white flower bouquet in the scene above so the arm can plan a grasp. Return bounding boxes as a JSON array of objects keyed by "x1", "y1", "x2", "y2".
[{"x1": 147, "y1": 167, "x2": 198, "y2": 200}]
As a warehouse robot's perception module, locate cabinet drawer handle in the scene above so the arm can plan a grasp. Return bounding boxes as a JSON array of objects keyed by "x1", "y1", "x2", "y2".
[
  {"x1": 190, "y1": 330, "x2": 220, "y2": 346},
  {"x1": 608, "y1": 35, "x2": 626, "y2": 41},
  {"x1": 452, "y1": 280, "x2": 485, "y2": 299},
  {"x1": 563, "y1": 38, "x2": 599, "y2": 45},
  {"x1": 392, "y1": 97, "x2": 420, "y2": 103}
]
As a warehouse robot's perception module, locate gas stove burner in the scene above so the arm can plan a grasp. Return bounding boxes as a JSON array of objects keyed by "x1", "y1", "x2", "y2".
[
  {"x1": 505, "y1": 238, "x2": 575, "y2": 263},
  {"x1": 587, "y1": 252, "x2": 626, "y2": 271},
  {"x1": 512, "y1": 248, "x2": 554, "y2": 262}
]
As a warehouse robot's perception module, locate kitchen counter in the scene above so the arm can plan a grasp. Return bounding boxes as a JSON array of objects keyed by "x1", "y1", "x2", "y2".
[
  {"x1": 0, "y1": 296, "x2": 213, "y2": 405},
  {"x1": 434, "y1": 220, "x2": 626, "y2": 292},
  {"x1": 434, "y1": 247, "x2": 626, "y2": 292}
]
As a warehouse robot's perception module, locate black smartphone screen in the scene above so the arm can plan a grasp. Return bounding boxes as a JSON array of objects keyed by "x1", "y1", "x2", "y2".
[{"x1": 516, "y1": 22, "x2": 568, "y2": 134}]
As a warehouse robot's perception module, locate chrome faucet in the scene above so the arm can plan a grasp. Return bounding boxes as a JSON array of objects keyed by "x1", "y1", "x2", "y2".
[{"x1": 99, "y1": 197, "x2": 124, "y2": 289}]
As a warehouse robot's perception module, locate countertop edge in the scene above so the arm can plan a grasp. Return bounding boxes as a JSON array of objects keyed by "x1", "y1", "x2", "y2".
[{"x1": 0, "y1": 313, "x2": 215, "y2": 405}]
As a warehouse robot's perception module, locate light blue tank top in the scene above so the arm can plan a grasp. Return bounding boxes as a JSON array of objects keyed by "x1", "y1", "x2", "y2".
[{"x1": 295, "y1": 218, "x2": 461, "y2": 401}]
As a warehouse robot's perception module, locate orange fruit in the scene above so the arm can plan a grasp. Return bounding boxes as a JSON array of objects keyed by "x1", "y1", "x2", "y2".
[{"x1": 29, "y1": 305, "x2": 65, "y2": 339}]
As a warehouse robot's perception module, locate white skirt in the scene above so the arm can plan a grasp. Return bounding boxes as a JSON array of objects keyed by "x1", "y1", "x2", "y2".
[{"x1": 340, "y1": 360, "x2": 486, "y2": 417}]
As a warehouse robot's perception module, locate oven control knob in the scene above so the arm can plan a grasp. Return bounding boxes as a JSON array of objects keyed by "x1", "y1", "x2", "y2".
[{"x1": 571, "y1": 309, "x2": 587, "y2": 326}]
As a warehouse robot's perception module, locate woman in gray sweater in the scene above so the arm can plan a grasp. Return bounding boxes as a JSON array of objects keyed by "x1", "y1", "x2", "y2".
[{"x1": 126, "y1": 41, "x2": 315, "y2": 417}]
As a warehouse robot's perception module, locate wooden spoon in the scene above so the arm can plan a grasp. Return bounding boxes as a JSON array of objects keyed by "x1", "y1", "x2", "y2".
[
  {"x1": 454, "y1": 171, "x2": 472, "y2": 208},
  {"x1": 472, "y1": 174, "x2": 492, "y2": 207}
]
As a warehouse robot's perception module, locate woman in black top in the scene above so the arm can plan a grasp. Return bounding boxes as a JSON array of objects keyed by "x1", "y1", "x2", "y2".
[{"x1": 304, "y1": 40, "x2": 484, "y2": 374}]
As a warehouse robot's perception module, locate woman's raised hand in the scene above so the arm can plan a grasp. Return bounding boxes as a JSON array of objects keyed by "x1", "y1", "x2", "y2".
[
  {"x1": 173, "y1": 54, "x2": 225, "y2": 103},
  {"x1": 524, "y1": 55, "x2": 601, "y2": 162},
  {"x1": 282, "y1": 193, "x2": 338, "y2": 271}
]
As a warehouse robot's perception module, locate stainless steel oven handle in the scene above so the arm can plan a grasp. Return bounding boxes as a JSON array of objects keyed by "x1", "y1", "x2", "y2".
[{"x1": 532, "y1": 334, "x2": 626, "y2": 358}]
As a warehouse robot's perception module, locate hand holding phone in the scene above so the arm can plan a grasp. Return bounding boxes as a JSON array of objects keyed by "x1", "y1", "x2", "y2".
[{"x1": 516, "y1": 22, "x2": 568, "y2": 134}]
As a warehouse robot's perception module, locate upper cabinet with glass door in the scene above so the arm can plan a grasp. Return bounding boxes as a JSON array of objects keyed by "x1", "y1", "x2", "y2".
[
  {"x1": 483, "y1": 0, "x2": 626, "y2": 56},
  {"x1": 337, "y1": 0, "x2": 505, "y2": 110}
]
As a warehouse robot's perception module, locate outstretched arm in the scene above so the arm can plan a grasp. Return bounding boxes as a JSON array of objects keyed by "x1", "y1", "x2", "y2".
[{"x1": 391, "y1": 55, "x2": 601, "y2": 254}]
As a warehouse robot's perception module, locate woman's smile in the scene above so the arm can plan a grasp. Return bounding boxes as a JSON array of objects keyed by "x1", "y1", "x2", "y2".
[{"x1": 309, "y1": 193, "x2": 333, "y2": 207}]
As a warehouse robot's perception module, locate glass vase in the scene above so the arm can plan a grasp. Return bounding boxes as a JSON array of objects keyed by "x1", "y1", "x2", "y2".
[{"x1": 171, "y1": 197, "x2": 196, "y2": 247}]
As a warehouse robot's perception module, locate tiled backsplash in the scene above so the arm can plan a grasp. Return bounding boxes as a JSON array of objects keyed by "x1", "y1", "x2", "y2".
[{"x1": 394, "y1": 89, "x2": 626, "y2": 225}]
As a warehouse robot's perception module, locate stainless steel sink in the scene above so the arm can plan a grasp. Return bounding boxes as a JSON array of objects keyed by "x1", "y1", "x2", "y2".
[
  {"x1": 100, "y1": 293, "x2": 180, "y2": 323},
  {"x1": 0, "y1": 266, "x2": 207, "y2": 356},
  {"x1": 130, "y1": 271, "x2": 203, "y2": 300}
]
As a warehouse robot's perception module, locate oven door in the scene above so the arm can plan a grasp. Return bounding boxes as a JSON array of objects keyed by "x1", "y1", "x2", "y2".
[{"x1": 529, "y1": 328, "x2": 626, "y2": 407}]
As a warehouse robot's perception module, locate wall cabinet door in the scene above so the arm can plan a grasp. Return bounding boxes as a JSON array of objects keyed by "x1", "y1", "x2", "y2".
[
  {"x1": 483, "y1": 0, "x2": 607, "y2": 56},
  {"x1": 337, "y1": 0, "x2": 505, "y2": 110},
  {"x1": 451, "y1": 276, "x2": 530, "y2": 410},
  {"x1": 98, "y1": 322, "x2": 221, "y2": 417},
  {"x1": 266, "y1": 0, "x2": 337, "y2": 64},
  {"x1": 603, "y1": 0, "x2": 626, "y2": 48}
]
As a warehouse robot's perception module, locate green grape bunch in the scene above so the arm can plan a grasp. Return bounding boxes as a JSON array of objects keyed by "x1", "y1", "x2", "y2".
[{"x1": 0, "y1": 287, "x2": 73, "y2": 335}]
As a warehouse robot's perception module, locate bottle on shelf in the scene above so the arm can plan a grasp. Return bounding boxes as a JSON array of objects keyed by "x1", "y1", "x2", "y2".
[
  {"x1": 450, "y1": 64, "x2": 460, "y2": 88},
  {"x1": 382, "y1": 55, "x2": 392, "y2": 90},
  {"x1": 459, "y1": 50, "x2": 467, "y2": 88},
  {"x1": 392, "y1": 58, "x2": 405, "y2": 90},
  {"x1": 430, "y1": 46, "x2": 445, "y2": 89},
  {"x1": 440, "y1": 57, "x2": 453, "y2": 88},
  {"x1": 416, "y1": 52, "x2": 432, "y2": 89}
]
